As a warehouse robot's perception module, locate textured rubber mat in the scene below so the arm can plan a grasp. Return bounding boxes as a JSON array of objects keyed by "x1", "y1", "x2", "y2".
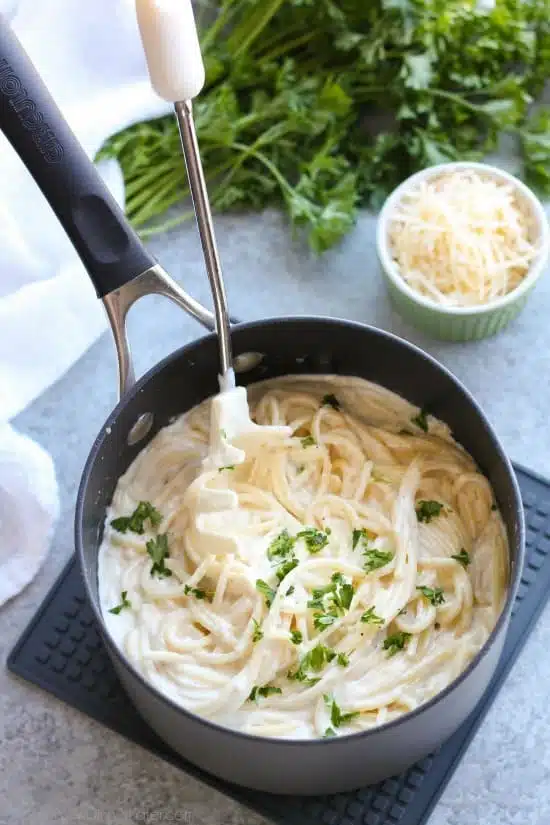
[{"x1": 7, "y1": 463, "x2": 550, "y2": 825}]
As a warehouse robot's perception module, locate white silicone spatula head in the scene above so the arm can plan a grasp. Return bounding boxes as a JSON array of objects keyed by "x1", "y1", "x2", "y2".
[{"x1": 135, "y1": 0, "x2": 205, "y2": 102}]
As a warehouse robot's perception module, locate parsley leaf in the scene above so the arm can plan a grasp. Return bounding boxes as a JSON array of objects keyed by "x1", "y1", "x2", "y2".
[
  {"x1": 297, "y1": 526, "x2": 331, "y2": 554},
  {"x1": 353, "y1": 528, "x2": 392, "y2": 573},
  {"x1": 323, "y1": 727, "x2": 336, "y2": 738},
  {"x1": 301, "y1": 435, "x2": 316, "y2": 448},
  {"x1": 218, "y1": 465, "x2": 235, "y2": 472},
  {"x1": 184, "y1": 584, "x2": 212, "y2": 601},
  {"x1": 308, "y1": 572, "x2": 355, "y2": 629},
  {"x1": 252, "y1": 619, "x2": 264, "y2": 642},
  {"x1": 289, "y1": 643, "x2": 336, "y2": 682},
  {"x1": 411, "y1": 409, "x2": 429, "y2": 432},
  {"x1": 286, "y1": 586, "x2": 295, "y2": 596},
  {"x1": 336, "y1": 651, "x2": 350, "y2": 667},
  {"x1": 363, "y1": 548, "x2": 394, "y2": 573},
  {"x1": 416, "y1": 500, "x2": 444, "y2": 523},
  {"x1": 248, "y1": 685, "x2": 282, "y2": 702},
  {"x1": 361, "y1": 606, "x2": 384, "y2": 625},
  {"x1": 109, "y1": 591, "x2": 132, "y2": 615},
  {"x1": 417, "y1": 586, "x2": 445, "y2": 606},
  {"x1": 111, "y1": 501, "x2": 162, "y2": 535},
  {"x1": 383, "y1": 632, "x2": 412, "y2": 657},
  {"x1": 267, "y1": 529, "x2": 296, "y2": 561},
  {"x1": 451, "y1": 549, "x2": 471, "y2": 568},
  {"x1": 266, "y1": 529, "x2": 300, "y2": 583},
  {"x1": 256, "y1": 579, "x2": 277, "y2": 607},
  {"x1": 146, "y1": 534, "x2": 172, "y2": 578},
  {"x1": 276, "y1": 557, "x2": 299, "y2": 582},
  {"x1": 290, "y1": 629, "x2": 303, "y2": 645},
  {"x1": 352, "y1": 527, "x2": 372, "y2": 550},
  {"x1": 322, "y1": 393, "x2": 340, "y2": 410},
  {"x1": 324, "y1": 694, "x2": 360, "y2": 728}
]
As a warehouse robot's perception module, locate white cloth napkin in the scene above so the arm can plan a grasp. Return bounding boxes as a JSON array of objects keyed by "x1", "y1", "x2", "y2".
[{"x1": 0, "y1": 0, "x2": 171, "y2": 605}]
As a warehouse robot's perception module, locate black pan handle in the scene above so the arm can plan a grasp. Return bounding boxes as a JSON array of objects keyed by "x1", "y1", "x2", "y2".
[{"x1": 0, "y1": 16, "x2": 155, "y2": 298}]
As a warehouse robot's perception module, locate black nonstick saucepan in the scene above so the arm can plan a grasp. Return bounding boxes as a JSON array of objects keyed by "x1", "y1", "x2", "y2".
[{"x1": 0, "y1": 17, "x2": 524, "y2": 795}]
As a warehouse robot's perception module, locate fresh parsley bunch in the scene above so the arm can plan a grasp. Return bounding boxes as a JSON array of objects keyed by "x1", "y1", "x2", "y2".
[{"x1": 99, "y1": 0, "x2": 550, "y2": 253}]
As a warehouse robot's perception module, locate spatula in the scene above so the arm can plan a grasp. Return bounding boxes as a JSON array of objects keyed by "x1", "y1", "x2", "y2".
[{"x1": 135, "y1": 0, "x2": 290, "y2": 466}]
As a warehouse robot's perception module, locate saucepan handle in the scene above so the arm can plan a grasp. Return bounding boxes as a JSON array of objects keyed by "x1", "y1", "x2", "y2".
[{"x1": 0, "y1": 15, "x2": 223, "y2": 397}]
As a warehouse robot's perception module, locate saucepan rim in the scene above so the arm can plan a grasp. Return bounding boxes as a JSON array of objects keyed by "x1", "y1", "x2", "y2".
[{"x1": 75, "y1": 315, "x2": 524, "y2": 749}]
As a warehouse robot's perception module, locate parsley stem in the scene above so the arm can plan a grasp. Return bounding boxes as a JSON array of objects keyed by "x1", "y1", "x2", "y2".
[
  {"x1": 259, "y1": 30, "x2": 318, "y2": 62},
  {"x1": 124, "y1": 160, "x2": 185, "y2": 199},
  {"x1": 231, "y1": 142, "x2": 294, "y2": 198},
  {"x1": 228, "y1": 0, "x2": 287, "y2": 59},
  {"x1": 129, "y1": 176, "x2": 184, "y2": 224},
  {"x1": 138, "y1": 209, "x2": 196, "y2": 239}
]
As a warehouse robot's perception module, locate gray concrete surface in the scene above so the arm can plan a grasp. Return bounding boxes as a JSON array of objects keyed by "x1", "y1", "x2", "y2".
[{"x1": 2, "y1": 208, "x2": 550, "y2": 825}]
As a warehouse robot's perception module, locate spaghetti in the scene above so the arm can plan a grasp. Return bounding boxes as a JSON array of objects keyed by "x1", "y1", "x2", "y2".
[{"x1": 99, "y1": 375, "x2": 508, "y2": 739}]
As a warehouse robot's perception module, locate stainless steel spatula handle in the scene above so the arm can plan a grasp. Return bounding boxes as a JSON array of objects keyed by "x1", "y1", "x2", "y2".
[{"x1": 135, "y1": 0, "x2": 234, "y2": 381}]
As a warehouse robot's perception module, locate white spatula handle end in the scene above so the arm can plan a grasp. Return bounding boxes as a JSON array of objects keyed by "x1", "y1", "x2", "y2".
[{"x1": 135, "y1": 0, "x2": 205, "y2": 102}]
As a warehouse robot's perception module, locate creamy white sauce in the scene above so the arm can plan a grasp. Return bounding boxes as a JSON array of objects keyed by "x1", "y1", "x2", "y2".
[{"x1": 98, "y1": 375, "x2": 508, "y2": 739}]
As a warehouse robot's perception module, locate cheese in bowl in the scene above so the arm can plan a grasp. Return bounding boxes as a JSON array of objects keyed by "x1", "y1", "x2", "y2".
[{"x1": 376, "y1": 162, "x2": 549, "y2": 340}]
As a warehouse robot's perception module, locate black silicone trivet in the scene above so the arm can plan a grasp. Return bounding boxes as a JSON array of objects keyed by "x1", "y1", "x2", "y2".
[{"x1": 7, "y1": 463, "x2": 550, "y2": 825}]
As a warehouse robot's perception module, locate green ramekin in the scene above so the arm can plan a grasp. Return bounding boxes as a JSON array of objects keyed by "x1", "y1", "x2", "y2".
[{"x1": 376, "y1": 162, "x2": 550, "y2": 341}]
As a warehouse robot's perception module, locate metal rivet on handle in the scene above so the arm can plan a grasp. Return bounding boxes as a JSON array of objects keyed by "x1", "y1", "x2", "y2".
[
  {"x1": 127, "y1": 413, "x2": 154, "y2": 446},
  {"x1": 234, "y1": 352, "x2": 265, "y2": 374}
]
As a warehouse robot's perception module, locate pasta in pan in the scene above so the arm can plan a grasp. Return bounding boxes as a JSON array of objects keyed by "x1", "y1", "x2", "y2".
[{"x1": 99, "y1": 375, "x2": 508, "y2": 739}]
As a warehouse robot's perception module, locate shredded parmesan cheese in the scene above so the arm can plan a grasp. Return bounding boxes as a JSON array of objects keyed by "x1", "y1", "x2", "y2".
[{"x1": 388, "y1": 170, "x2": 539, "y2": 307}]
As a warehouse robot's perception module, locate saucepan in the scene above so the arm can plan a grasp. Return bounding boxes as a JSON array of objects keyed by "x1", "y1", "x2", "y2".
[{"x1": 0, "y1": 16, "x2": 524, "y2": 795}]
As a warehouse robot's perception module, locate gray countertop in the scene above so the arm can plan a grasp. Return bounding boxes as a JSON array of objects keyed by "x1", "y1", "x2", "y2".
[{"x1": 2, "y1": 209, "x2": 550, "y2": 825}]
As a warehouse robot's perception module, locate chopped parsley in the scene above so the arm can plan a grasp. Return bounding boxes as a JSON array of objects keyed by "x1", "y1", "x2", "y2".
[
  {"x1": 184, "y1": 584, "x2": 212, "y2": 601},
  {"x1": 352, "y1": 529, "x2": 393, "y2": 573},
  {"x1": 301, "y1": 435, "x2": 316, "y2": 448},
  {"x1": 109, "y1": 591, "x2": 132, "y2": 615},
  {"x1": 252, "y1": 619, "x2": 264, "y2": 642},
  {"x1": 267, "y1": 529, "x2": 296, "y2": 561},
  {"x1": 218, "y1": 465, "x2": 235, "y2": 472},
  {"x1": 322, "y1": 393, "x2": 340, "y2": 410},
  {"x1": 146, "y1": 534, "x2": 172, "y2": 578},
  {"x1": 308, "y1": 572, "x2": 355, "y2": 630},
  {"x1": 289, "y1": 643, "x2": 336, "y2": 682},
  {"x1": 411, "y1": 409, "x2": 429, "y2": 433},
  {"x1": 297, "y1": 526, "x2": 331, "y2": 554},
  {"x1": 324, "y1": 694, "x2": 360, "y2": 728},
  {"x1": 416, "y1": 500, "x2": 444, "y2": 523},
  {"x1": 286, "y1": 585, "x2": 295, "y2": 596},
  {"x1": 290, "y1": 629, "x2": 303, "y2": 645},
  {"x1": 276, "y1": 557, "x2": 299, "y2": 582},
  {"x1": 336, "y1": 651, "x2": 350, "y2": 667},
  {"x1": 111, "y1": 501, "x2": 162, "y2": 535},
  {"x1": 417, "y1": 586, "x2": 445, "y2": 606},
  {"x1": 383, "y1": 631, "x2": 412, "y2": 657},
  {"x1": 361, "y1": 606, "x2": 384, "y2": 626},
  {"x1": 323, "y1": 727, "x2": 336, "y2": 738},
  {"x1": 352, "y1": 527, "x2": 372, "y2": 550},
  {"x1": 266, "y1": 529, "x2": 299, "y2": 583},
  {"x1": 363, "y1": 548, "x2": 394, "y2": 574},
  {"x1": 451, "y1": 549, "x2": 471, "y2": 568},
  {"x1": 248, "y1": 685, "x2": 282, "y2": 702},
  {"x1": 256, "y1": 579, "x2": 276, "y2": 607}
]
